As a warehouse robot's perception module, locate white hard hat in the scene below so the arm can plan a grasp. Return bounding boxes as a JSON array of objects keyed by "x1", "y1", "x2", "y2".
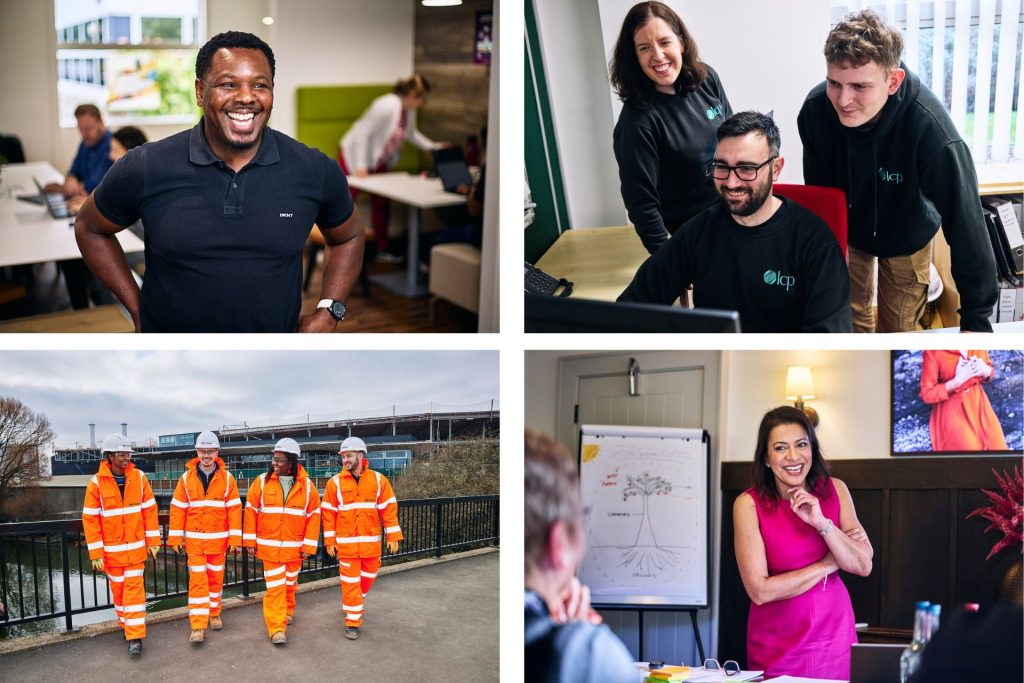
[
  {"x1": 273, "y1": 437, "x2": 301, "y2": 456},
  {"x1": 338, "y1": 436, "x2": 367, "y2": 454},
  {"x1": 100, "y1": 433, "x2": 134, "y2": 455},
  {"x1": 195, "y1": 431, "x2": 220, "y2": 449}
]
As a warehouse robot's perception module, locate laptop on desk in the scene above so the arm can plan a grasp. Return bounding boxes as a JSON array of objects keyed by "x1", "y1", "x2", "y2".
[
  {"x1": 32, "y1": 177, "x2": 72, "y2": 219},
  {"x1": 850, "y1": 642, "x2": 904, "y2": 683},
  {"x1": 431, "y1": 146, "x2": 473, "y2": 193}
]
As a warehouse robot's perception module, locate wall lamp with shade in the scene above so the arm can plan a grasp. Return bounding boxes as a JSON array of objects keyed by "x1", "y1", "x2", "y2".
[{"x1": 785, "y1": 366, "x2": 819, "y2": 427}]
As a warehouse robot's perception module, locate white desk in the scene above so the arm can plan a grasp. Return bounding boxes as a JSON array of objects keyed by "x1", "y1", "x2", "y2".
[
  {"x1": 0, "y1": 161, "x2": 144, "y2": 268},
  {"x1": 347, "y1": 172, "x2": 466, "y2": 297}
]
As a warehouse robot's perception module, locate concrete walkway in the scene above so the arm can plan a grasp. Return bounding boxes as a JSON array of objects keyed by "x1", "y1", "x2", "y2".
[{"x1": 1, "y1": 550, "x2": 499, "y2": 682}]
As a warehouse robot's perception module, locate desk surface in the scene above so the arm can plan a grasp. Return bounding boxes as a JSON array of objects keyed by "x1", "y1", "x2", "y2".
[
  {"x1": 534, "y1": 225, "x2": 649, "y2": 301},
  {"x1": 346, "y1": 172, "x2": 467, "y2": 209},
  {"x1": 0, "y1": 162, "x2": 144, "y2": 267}
]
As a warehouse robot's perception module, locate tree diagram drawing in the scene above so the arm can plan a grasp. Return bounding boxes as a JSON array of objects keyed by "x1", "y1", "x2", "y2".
[
  {"x1": 578, "y1": 426, "x2": 707, "y2": 606},
  {"x1": 619, "y1": 471, "x2": 678, "y2": 573}
]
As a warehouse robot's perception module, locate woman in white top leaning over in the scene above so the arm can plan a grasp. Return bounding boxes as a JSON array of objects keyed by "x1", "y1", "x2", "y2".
[{"x1": 340, "y1": 74, "x2": 444, "y2": 257}]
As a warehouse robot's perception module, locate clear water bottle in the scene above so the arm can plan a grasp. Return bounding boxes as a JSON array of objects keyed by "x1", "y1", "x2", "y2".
[
  {"x1": 899, "y1": 601, "x2": 931, "y2": 683},
  {"x1": 926, "y1": 603, "x2": 941, "y2": 641}
]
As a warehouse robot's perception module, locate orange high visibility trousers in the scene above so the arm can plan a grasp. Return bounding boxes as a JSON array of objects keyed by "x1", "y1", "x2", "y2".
[
  {"x1": 261, "y1": 558, "x2": 301, "y2": 637},
  {"x1": 187, "y1": 553, "x2": 226, "y2": 630},
  {"x1": 338, "y1": 556, "x2": 381, "y2": 627},
  {"x1": 107, "y1": 562, "x2": 147, "y2": 640}
]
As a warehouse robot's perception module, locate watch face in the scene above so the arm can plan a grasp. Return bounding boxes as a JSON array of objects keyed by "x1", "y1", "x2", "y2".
[{"x1": 329, "y1": 300, "x2": 346, "y2": 321}]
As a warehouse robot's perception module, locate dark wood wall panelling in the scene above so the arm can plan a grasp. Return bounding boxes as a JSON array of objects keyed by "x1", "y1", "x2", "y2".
[
  {"x1": 414, "y1": 0, "x2": 492, "y2": 161},
  {"x1": 719, "y1": 456, "x2": 1022, "y2": 667}
]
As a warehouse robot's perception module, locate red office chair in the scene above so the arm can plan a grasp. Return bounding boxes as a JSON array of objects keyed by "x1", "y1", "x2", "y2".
[{"x1": 773, "y1": 184, "x2": 848, "y2": 258}]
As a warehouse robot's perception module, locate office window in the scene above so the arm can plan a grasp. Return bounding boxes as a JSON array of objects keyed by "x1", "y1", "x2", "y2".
[
  {"x1": 141, "y1": 17, "x2": 183, "y2": 44},
  {"x1": 830, "y1": 1, "x2": 1022, "y2": 164},
  {"x1": 54, "y1": 0, "x2": 204, "y2": 127}
]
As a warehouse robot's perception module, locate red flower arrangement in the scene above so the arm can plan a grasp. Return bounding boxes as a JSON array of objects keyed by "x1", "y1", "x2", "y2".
[{"x1": 966, "y1": 466, "x2": 1023, "y2": 560}]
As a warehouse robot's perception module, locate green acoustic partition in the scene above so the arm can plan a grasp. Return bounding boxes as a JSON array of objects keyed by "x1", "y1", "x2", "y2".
[
  {"x1": 524, "y1": 0, "x2": 569, "y2": 264},
  {"x1": 296, "y1": 85, "x2": 420, "y2": 173}
]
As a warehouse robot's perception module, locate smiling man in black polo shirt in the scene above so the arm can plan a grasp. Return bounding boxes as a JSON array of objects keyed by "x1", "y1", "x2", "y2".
[{"x1": 75, "y1": 31, "x2": 363, "y2": 332}]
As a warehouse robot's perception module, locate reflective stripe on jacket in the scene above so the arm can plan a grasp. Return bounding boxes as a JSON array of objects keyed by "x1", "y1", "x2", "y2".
[
  {"x1": 81, "y1": 460, "x2": 160, "y2": 566},
  {"x1": 321, "y1": 468, "x2": 402, "y2": 558},
  {"x1": 242, "y1": 464, "x2": 321, "y2": 563},
  {"x1": 167, "y1": 456, "x2": 242, "y2": 554}
]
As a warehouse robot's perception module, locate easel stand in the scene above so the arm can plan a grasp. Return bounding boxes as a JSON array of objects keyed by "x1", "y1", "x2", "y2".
[{"x1": 593, "y1": 603, "x2": 706, "y2": 664}]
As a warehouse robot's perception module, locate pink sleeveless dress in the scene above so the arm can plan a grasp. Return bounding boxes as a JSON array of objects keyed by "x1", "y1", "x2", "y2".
[{"x1": 746, "y1": 478, "x2": 857, "y2": 679}]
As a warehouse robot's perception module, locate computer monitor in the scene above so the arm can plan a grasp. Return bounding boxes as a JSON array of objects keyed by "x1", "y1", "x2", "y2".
[
  {"x1": 850, "y1": 643, "x2": 904, "y2": 683},
  {"x1": 432, "y1": 146, "x2": 473, "y2": 193},
  {"x1": 524, "y1": 294, "x2": 741, "y2": 333}
]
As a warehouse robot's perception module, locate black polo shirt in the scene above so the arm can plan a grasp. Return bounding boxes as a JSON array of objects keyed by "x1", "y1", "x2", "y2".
[{"x1": 94, "y1": 119, "x2": 354, "y2": 332}]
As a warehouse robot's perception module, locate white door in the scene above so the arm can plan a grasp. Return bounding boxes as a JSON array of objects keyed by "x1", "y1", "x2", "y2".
[{"x1": 554, "y1": 351, "x2": 720, "y2": 666}]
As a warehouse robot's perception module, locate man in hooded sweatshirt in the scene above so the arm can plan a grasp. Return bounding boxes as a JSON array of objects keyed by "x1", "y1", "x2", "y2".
[{"x1": 797, "y1": 9, "x2": 997, "y2": 333}]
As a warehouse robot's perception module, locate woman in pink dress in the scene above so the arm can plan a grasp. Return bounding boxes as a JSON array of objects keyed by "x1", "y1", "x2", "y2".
[{"x1": 733, "y1": 406, "x2": 873, "y2": 679}]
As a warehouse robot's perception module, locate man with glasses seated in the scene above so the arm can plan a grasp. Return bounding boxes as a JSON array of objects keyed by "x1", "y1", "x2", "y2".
[{"x1": 619, "y1": 111, "x2": 851, "y2": 333}]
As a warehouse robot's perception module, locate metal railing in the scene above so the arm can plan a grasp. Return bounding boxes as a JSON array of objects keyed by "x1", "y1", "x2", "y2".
[{"x1": 0, "y1": 495, "x2": 498, "y2": 635}]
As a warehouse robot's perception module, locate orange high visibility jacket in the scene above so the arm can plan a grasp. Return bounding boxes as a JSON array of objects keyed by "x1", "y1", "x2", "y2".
[
  {"x1": 242, "y1": 464, "x2": 321, "y2": 563},
  {"x1": 167, "y1": 457, "x2": 242, "y2": 554},
  {"x1": 321, "y1": 467, "x2": 403, "y2": 558},
  {"x1": 81, "y1": 460, "x2": 160, "y2": 567}
]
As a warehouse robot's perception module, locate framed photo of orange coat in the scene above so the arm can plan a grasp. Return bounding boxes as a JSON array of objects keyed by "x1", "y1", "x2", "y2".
[{"x1": 891, "y1": 350, "x2": 1024, "y2": 455}]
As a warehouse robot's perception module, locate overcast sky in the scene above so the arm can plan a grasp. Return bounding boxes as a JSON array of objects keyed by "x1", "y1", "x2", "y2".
[{"x1": 0, "y1": 351, "x2": 499, "y2": 448}]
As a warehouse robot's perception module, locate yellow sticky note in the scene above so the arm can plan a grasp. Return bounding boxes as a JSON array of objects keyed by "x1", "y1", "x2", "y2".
[{"x1": 582, "y1": 444, "x2": 600, "y2": 463}]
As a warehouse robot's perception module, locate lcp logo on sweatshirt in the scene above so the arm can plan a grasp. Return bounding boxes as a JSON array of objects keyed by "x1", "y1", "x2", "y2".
[
  {"x1": 879, "y1": 166, "x2": 904, "y2": 184},
  {"x1": 706, "y1": 103, "x2": 725, "y2": 120},
  {"x1": 763, "y1": 269, "x2": 796, "y2": 291}
]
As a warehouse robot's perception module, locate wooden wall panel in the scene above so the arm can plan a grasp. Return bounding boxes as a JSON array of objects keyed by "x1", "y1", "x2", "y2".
[
  {"x1": 414, "y1": 1, "x2": 492, "y2": 159},
  {"x1": 843, "y1": 488, "x2": 883, "y2": 626},
  {"x1": 883, "y1": 489, "x2": 953, "y2": 625},
  {"x1": 718, "y1": 456, "x2": 1021, "y2": 666}
]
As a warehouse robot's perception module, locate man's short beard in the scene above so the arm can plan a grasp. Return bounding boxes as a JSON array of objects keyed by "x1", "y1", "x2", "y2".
[
  {"x1": 227, "y1": 136, "x2": 260, "y2": 151},
  {"x1": 719, "y1": 175, "x2": 773, "y2": 217}
]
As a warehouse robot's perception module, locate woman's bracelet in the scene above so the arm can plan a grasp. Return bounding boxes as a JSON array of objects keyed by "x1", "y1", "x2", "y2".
[{"x1": 818, "y1": 518, "x2": 834, "y2": 536}]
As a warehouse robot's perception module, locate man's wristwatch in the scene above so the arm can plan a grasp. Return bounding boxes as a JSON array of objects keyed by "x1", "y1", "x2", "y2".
[{"x1": 316, "y1": 298, "x2": 347, "y2": 322}]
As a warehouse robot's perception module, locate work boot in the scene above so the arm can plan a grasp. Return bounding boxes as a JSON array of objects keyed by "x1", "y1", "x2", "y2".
[
  {"x1": 345, "y1": 627, "x2": 359, "y2": 640},
  {"x1": 127, "y1": 639, "x2": 142, "y2": 655},
  {"x1": 190, "y1": 629, "x2": 205, "y2": 643},
  {"x1": 209, "y1": 616, "x2": 223, "y2": 630},
  {"x1": 271, "y1": 631, "x2": 287, "y2": 645},
  {"x1": 285, "y1": 614, "x2": 293, "y2": 624}
]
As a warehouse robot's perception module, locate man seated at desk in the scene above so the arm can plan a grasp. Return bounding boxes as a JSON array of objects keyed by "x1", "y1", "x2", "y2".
[
  {"x1": 44, "y1": 104, "x2": 112, "y2": 204},
  {"x1": 618, "y1": 111, "x2": 851, "y2": 333}
]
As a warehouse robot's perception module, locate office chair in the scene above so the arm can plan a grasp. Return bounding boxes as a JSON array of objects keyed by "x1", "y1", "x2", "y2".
[
  {"x1": 0, "y1": 134, "x2": 26, "y2": 163},
  {"x1": 773, "y1": 184, "x2": 848, "y2": 258}
]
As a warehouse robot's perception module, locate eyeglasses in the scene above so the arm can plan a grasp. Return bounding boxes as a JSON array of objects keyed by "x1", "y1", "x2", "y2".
[
  {"x1": 271, "y1": 456, "x2": 289, "y2": 464},
  {"x1": 702, "y1": 659, "x2": 741, "y2": 676},
  {"x1": 707, "y1": 157, "x2": 776, "y2": 181}
]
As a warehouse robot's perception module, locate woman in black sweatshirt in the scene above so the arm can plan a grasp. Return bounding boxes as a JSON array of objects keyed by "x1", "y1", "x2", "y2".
[{"x1": 610, "y1": 1, "x2": 732, "y2": 253}]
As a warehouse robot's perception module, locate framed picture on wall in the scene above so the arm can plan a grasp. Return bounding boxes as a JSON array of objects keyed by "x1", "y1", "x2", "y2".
[
  {"x1": 891, "y1": 350, "x2": 1024, "y2": 455},
  {"x1": 474, "y1": 11, "x2": 492, "y2": 65}
]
